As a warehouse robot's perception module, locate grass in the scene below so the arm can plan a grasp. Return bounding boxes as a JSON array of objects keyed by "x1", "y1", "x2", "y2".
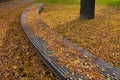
[
  {"x1": 34, "y1": 0, "x2": 120, "y2": 8},
  {"x1": 97, "y1": 0, "x2": 120, "y2": 8},
  {"x1": 34, "y1": 0, "x2": 80, "y2": 4}
]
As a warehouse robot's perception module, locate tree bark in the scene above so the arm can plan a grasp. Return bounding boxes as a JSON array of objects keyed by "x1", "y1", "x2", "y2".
[
  {"x1": 80, "y1": 0, "x2": 95, "y2": 19},
  {"x1": 0, "y1": 0, "x2": 12, "y2": 3}
]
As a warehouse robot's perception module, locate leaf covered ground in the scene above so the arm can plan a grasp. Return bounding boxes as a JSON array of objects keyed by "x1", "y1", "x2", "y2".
[
  {"x1": 0, "y1": 1, "x2": 56, "y2": 80},
  {"x1": 40, "y1": 4, "x2": 120, "y2": 68},
  {"x1": 26, "y1": 5, "x2": 104, "y2": 80}
]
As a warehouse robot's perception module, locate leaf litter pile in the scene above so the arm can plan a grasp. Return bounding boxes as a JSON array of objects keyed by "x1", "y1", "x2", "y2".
[
  {"x1": 26, "y1": 5, "x2": 105, "y2": 79},
  {"x1": 39, "y1": 5, "x2": 120, "y2": 68},
  {"x1": 0, "y1": 1, "x2": 57, "y2": 80}
]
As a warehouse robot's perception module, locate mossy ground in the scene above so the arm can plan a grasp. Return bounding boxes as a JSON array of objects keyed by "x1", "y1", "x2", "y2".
[{"x1": 34, "y1": 0, "x2": 120, "y2": 8}]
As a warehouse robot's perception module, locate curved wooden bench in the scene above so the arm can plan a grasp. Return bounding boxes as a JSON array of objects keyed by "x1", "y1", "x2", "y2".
[
  {"x1": 21, "y1": 3, "x2": 120, "y2": 80},
  {"x1": 21, "y1": 3, "x2": 79, "y2": 80}
]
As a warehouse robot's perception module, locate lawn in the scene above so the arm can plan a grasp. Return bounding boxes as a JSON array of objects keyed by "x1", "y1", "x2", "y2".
[
  {"x1": 34, "y1": 0, "x2": 120, "y2": 8},
  {"x1": 34, "y1": 0, "x2": 80, "y2": 4}
]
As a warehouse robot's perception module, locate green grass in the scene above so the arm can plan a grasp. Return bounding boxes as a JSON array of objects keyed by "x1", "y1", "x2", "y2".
[
  {"x1": 34, "y1": 0, "x2": 80, "y2": 4},
  {"x1": 97, "y1": 0, "x2": 120, "y2": 8},
  {"x1": 34, "y1": 0, "x2": 120, "y2": 8}
]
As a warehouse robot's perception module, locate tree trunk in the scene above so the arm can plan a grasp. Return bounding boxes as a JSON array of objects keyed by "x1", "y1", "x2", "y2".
[
  {"x1": 0, "y1": 0, "x2": 12, "y2": 3},
  {"x1": 80, "y1": 0, "x2": 95, "y2": 19}
]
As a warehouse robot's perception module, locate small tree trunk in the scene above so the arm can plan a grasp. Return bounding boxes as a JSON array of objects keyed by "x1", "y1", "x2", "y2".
[{"x1": 80, "y1": 0, "x2": 95, "y2": 19}]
